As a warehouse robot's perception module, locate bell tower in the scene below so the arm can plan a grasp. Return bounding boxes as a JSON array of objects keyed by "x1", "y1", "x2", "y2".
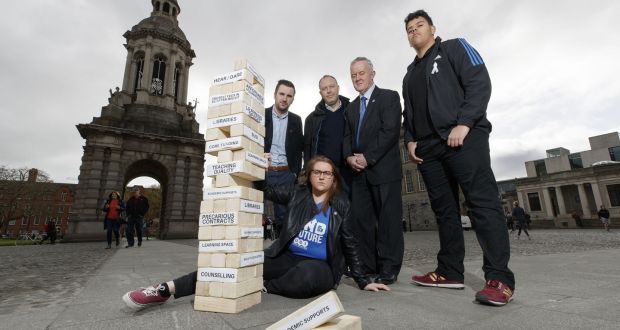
[{"x1": 68, "y1": 0, "x2": 205, "y2": 241}]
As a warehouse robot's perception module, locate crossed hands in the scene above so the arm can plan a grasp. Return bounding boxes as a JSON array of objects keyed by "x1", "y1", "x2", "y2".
[{"x1": 347, "y1": 153, "x2": 367, "y2": 172}]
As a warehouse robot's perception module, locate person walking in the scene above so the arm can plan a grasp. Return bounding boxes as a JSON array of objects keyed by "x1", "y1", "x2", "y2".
[
  {"x1": 125, "y1": 186, "x2": 149, "y2": 248},
  {"x1": 512, "y1": 201, "x2": 530, "y2": 240},
  {"x1": 102, "y1": 191, "x2": 125, "y2": 249},
  {"x1": 598, "y1": 205, "x2": 611, "y2": 231}
]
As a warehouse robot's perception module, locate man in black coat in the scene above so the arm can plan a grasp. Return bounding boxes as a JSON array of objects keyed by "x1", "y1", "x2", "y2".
[
  {"x1": 264, "y1": 79, "x2": 303, "y2": 232},
  {"x1": 304, "y1": 75, "x2": 351, "y2": 194},
  {"x1": 343, "y1": 57, "x2": 403, "y2": 284},
  {"x1": 125, "y1": 186, "x2": 149, "y2": 248}
]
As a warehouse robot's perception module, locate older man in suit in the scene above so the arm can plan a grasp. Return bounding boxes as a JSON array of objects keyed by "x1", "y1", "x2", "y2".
[{"x1": 343, "y1": 57, "x2": 403, "y2": 285}]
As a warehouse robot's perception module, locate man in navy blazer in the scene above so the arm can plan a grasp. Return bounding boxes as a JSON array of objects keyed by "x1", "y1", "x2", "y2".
[
  {"x1": 343, "y1": 57, "x2": 403, "y2": 284},
  {"x1": 264, "y1": 79, "x2": 304, "y2": 233}
]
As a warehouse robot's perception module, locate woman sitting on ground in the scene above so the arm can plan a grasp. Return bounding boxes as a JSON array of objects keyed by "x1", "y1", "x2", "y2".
[{"x1": 122, "y1": 155, "x2": 389, "y2": 310}]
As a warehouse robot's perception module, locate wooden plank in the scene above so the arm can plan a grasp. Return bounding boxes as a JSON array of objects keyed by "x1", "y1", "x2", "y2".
[
  {"x1": 207, "y1": 104, "x2": 232, "y2": 118},
  {"x1": 229, "y1": 124, "x2": 265, "y2": 146},
  {"x1": 205, "y1": 160, "x2": 265, "y2": 181},
  {"x1": 199, "y1": 226, "x2": 263, "y2": 240},
  {"x1": 224, "y1": 150, "x2": 268, "y2": 169},
  {"x1": 209, "y1": 80, "x2": 264, "y2": 104},
  {"x1": 229, "y1": 102, "x2": 265, "y2": 125},
  {"x1": 208, "y1": 89, "x2": 263, "y2": 109},
  {"x1": 314, "y1": 315, "x2": 362, "y2": 330},
  {"x1": 214, "y1": 174, "x2": 253, "y2": 188},
  {"x1": 205, "y1": 113, "x2": 266, "y2": 137},
  {"x1": 195, "y1": 281, "x2": 210, "y2": 296},
  {"x1": 198, "y1": 211, "x2": 262, "y2": 226},
  {"x1": 194, "y1": 291, "x2": 261, "y2": 314},
  {"x1": 212, "y1": 68, "x2": 263, "y2": 88},
  {"x1": 198, "y1": 238, "x2": 263, "y2": 253},
  {"x1": 206, "y1": 127, "x2": 228, "y2": 141},
  {"x1": 266, "y1": 291, "x2": 345, "y2": 330},
  {"x1": 200, "y1": 198, "x2": 264, "y2": 214},
  {"x1": 197, "y1": 251, "x2": 264, "y2": 268},
  {"x1": 197, "y1": 264, "x2": 263, "y2": 283},
  {"x1": 233, "y1": 59, "x2": 265, "y2": 86},
  {"x1": 203, "y1": 186, "x2": 263, "y2": 202},
  {"x1": 205, "y1": 136, "x2": 263, "y2": 156},
  {"x1": 209, "y1": 276, "x2": 263, "y2": 299}
]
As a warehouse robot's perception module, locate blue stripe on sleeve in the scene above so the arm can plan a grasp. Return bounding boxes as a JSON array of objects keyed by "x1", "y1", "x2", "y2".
[{"x1": 457, "y1": 38, "x2": 484, "y2": 66}]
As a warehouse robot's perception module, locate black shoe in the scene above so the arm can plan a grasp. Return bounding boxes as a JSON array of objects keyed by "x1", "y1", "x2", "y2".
[
  {"x1": 378, "y1": 274, "x2": 398, "y2": 285},
  {"x1": 116, "y1": 238, "x2": 120, "y2": 246},
  {"x1": 125, "y1": 245, "x2": 132, "y2": 248},
  {"x1": 138, "y1": 241, "x2": 142, "y2": 247}
]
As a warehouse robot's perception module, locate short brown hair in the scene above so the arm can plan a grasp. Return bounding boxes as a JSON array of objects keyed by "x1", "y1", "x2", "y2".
[{"x1": 305, "y1": 155, "x2": 341, "y2": 213}]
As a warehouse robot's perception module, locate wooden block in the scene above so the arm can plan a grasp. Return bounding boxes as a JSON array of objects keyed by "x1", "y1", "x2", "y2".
[
  {"x1": 198, "y1": 211, "x2": 262, "y2": 226},
  {"x1": 205, "y1": 113, "x2": 266, "y2": 137},
  {"x1": 204, "y1": 184, "x2": 263, "y2": 202},
  {"x1": 206, "y1": 160, "x2": 265, "y2": 181},
  {"x1": 212, "y1": 68, "x2": 264, "y2": 87},
  {"x1": 199, "y1": 226, "x2": 263, "y2": 240},
  {"x1": 214, "y1": 174, "x2": 253, "y2": 188},
  {"x1": 208, "y1": 89, "x2": 263, "y2": 109},
  {"x1": 266, "y1": 291, "x2": 345, "y2": 330},
  {"x1": 197, "y1": 253, "x2": 227, "y2": 268},
  {"x1": 197, "y1": 251, "x2": 264, "y2": 268},
  {"x1": 195, "y1": 281, "x2": 210, "y2": 296},
  {"x1": 233, "y1": 59, "x2": 265, "y2": 86},
  {"x1": 229, "y1": 101, "x2": 265, "y2": 125},
  {"x1": 197, "y1": 264, "x2": 263, "y2": 283},
  {"x1": 209, "y1": 276, "x2": 263, "y2": 298},
  {"x1": 210, "y1": 80, "x2": 264, "y2": 106},
  {"x1": 229, "y1": 124, "x2": 265, "y2": 146},
  {"x1": 194, "y1": 291, "x2": 261, "y2": 314},
  {"x1": 207, "y1": 104, "x2": 232, "y2": 118},
  {"x1": 200, "y1": 198, "x2": 264, "y2": 214},
  {"x1": 206, "y1": 127, "x2": 228, "y2": 141},
  {"x1": 314, "y1": 315, "x2": 362, "y2": 330},
  {"x1": 198, "y1": 238, "x2": 263, "y2": 253},
  {"x1": 206, "y1": 136, "x2": 263, "y2": 155},
  {"x1": 225, "y1": 150, "x2": 268, "y2": 169}
]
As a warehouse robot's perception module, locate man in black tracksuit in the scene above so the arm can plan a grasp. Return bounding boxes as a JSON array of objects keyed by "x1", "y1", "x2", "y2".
[
  {"x1": 303, "y1": 75, "x2": 351, "y2": 194},
  {"x1": 402, "y1": 10, "x2": 515, "y2": 306}
]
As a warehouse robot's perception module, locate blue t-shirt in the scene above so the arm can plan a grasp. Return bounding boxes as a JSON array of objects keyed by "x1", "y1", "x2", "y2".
[{"x1": 288, "y1": 204, "x2": 330, "y2": 260}]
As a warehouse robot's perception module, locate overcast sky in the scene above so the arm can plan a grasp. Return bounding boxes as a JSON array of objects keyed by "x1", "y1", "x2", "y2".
[{"x1": 1, "y1": 0, "x2": 619, "y2": 187}]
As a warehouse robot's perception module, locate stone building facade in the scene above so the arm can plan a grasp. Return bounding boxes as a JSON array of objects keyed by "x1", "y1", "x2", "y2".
[
  {"x1": 515, "y1": 132, "x2": 620, "y2": 228},
  {"x1": 67, "y1": 0, "x2": 205, "y2": 240}
]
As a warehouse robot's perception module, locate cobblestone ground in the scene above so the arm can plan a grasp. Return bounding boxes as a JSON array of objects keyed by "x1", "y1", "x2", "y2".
[
  {"x1": 0, "y1": 242, "x2": 115, "y2": 316},
  {"x1": 403, "y1": 228, "x2": 620, "y2": 267}
]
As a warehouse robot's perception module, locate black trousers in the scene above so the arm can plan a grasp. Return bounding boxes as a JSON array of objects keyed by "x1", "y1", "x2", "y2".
[
  {"x1": 416, "y1": 129, "x2": 515, "y2": 288},
  {"x1": 350, "y1": 171, "x2": 403, "y2": 276},
  {"x1": 172, "y1": 250, "x2": 334, "y2": 299}
]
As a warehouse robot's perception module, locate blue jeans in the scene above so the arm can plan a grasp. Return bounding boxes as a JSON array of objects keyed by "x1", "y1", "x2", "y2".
[
  {"x1": 126, "y1": 216, "x2": 144, "y2": 246},
  {"x1": 105, "y1": 219, "x2": 120, "y2": 245},
  {"x1": 266, "y1": 170, "x2": 297, "y2": 228}
]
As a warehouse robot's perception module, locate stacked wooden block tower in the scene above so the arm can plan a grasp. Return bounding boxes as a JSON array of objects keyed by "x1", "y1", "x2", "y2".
[{"x1": 194, "y1": 59, "x2": 267, "y2": 313}]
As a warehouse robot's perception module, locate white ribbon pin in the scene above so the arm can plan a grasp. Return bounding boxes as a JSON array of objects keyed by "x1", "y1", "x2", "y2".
[{"x1": 431, "y1": 62, "x2": 439, "y2": 74}]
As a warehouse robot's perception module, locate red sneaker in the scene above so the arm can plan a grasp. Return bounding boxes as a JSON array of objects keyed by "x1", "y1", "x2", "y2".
[
  {"x1": 122, "y1": 285, "x2": 169, "y2": 310},
  {"x1": 475, "y1": 279, "x2": 514, "y2": 306},
  {"x1": 412, "y1": 271, "x2": 464, "y2": 289}
]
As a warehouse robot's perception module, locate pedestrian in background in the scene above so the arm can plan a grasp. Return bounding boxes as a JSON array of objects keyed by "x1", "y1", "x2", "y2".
[
  {"x1": 102, "y1": 191, "x2": 125, "y2": 249},
  {"x1": 125, "y1": 186, "x2": 149, "y2": 248},
  {"x1": 598, "y1": 205, "x2": 611, "y2": 232},
  {"x1": 512, "y1": 201, "x2": 530, "y2": 240}
]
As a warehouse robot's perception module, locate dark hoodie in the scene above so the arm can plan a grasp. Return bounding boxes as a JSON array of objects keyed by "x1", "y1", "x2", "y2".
[{"x1": 303, "y1": 95, "x2": 350, "y2": 169}]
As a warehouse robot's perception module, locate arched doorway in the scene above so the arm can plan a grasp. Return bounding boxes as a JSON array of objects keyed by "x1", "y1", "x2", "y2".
[{"x1": 126, "y1": 175, "x2": 163, "y2": 240}]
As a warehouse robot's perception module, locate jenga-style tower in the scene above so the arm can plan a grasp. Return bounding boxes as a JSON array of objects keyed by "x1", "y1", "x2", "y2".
[
  {"x1": 69, "y1": 0, "x2": 205, "y2": 241},
  {"x1": 194, "y1": 60, "x2": 266, "y2": 313}
]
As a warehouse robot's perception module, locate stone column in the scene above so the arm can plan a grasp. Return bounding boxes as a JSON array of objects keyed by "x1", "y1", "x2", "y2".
[
  {"x1": 142, "y1": 40, "x2": 153, "y2": 92},
  {"x1": 542, "y1": 187, "x2": 555, "y2": 218},
  {"x1": 590, "y1": 182, "x2": 603, "y2": 209},
  {"x1": 577, "y1": 184, "x2": 591, "y2": 218},
  {"x1": 555, "y1": 186, "x2": 567, "y2": 216},
  {"x1": 165, "y1": 49, "x2": 177, "y2": 96},
  {"x1": 121, "y1": 47, "x2": 134, "y2": 92},
  {"x1": 181, "y1": 64, "x2": 190, "y2": 104},
  {"x1": 516, "y1": 191, "x2": 525, "y2": 209}
]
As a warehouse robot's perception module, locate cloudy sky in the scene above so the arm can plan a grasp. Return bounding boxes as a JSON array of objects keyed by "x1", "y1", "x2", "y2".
[{"x1": 1, "y1": 0, "x2": 619, "y2": 186}]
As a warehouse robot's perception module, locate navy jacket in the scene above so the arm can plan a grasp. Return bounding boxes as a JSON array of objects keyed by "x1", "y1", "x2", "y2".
[
  {"x1": 264, "y1": 107, "x2": 304, "y2": 176},
  {"x1": 403, "y1": 37, "x2": 493, "y2": 144}
]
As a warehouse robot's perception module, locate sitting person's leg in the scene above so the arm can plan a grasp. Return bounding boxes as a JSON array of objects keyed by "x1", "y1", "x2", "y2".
[{"x1": 264, "y1": 251, "x2": 334, "y2": 299}]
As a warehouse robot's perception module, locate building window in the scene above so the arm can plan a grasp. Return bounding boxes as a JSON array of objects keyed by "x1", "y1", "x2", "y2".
[
  {"x1": 607, "y1": 184, "x2": 620, "y2": 207},
  {"x1": 405, "y1": 170, "x2": 414, "y2": 193},
  {"x1": 34, "y1": 216, "x2": 40, "y2": 225},
  {"x1": 527, "y1": 192, "x2": 542, "y2": 211},
  {"x1": 8, "y1": 219, "x2": 15, "y2": 226},
  {"x1": 133, "y1": 54, "x2": 145, "y2": 91},
  {"x1": 60, "y1": 191, "x2": 67, "y2": 202},
  {"x1": 401, "y1": 144, "x2": 409, "y2": 164},
  {"x1": 609, "y1": 146, "x2": 620, "y2": 161},
  {"x1": 21, "y1": 216, "x2": 28, "y2": 225},
  {"x1": 569, "y1": 153, "x2": 583, "y2": 169},
  {"x1": 58, "y1": 206, "x2": 63, "y2": 213},
  {"x1": 417, "y1": 170, "x2": 426, "y2": 192},
  {"x1": 151, "y1": 55, "x2": 166, "y2": 95},
  {"x1": 173, "y1": 64, "x2": 180, "y2": 102},
  {"x1": 535, "y1": 160, "x2": 547, "y2": 177}
]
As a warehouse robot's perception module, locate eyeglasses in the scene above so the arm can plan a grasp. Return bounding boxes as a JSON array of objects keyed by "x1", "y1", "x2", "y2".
[{"x1": 311, "y1": 170, "x2": 334, "y2": 178}]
